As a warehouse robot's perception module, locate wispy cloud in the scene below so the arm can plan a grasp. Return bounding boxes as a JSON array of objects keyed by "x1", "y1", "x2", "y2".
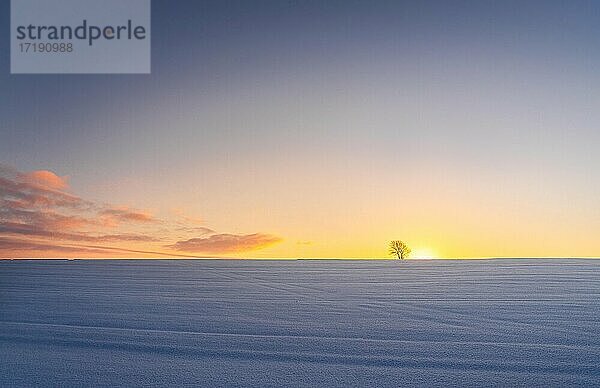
[
  {"x1": 0, "y1": 237, "x2": 200, "y2": 258},
  {"x1": 169, "y1": 233, "x2": 282, "y2": 254},
  {"x1": 174, "y1": 226, "x2": 215, "y2": 235},
  {"x1": 0, "y1": 237, "x2": 111, "y2": 255},
  {"x1": 0, "y1": 164, "x2": 281, "y2": 258},
  {"x1": 100, "y1": 206, "x2": 157, "y2": 225},
  {"x1": 0, "y1": 222, "x2": 158, "y2": 243}
]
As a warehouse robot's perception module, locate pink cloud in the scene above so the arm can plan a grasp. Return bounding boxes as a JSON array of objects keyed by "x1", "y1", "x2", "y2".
[
  {"x1": 23, "y1": 170, "x2": 69, "y2": 190},
  {"x1": 0, "y1": 164, "x2": 84, "y2": 210},
  {"x1": 0, "y1": 164, "x2": 282, "y2": 258}
]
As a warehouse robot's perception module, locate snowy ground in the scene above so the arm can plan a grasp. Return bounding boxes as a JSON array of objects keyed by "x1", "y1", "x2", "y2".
[{"x1": 1, "y1": 259, "x2": 599, "y2": 387}]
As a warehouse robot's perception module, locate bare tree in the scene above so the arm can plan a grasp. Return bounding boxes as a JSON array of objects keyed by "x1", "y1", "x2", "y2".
[{"x1": 389, "y1": 240, "x2": 411, "y2": 260}]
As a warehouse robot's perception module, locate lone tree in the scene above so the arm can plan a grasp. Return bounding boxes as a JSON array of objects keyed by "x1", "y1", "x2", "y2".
[{"x1": 389, "y1": 240, "x2": 411, "y2": 260}]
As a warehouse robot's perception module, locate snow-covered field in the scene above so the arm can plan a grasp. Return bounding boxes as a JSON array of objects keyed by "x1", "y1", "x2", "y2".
[{"x1": 1, "y1": 259, "x2": 599, "y2": 387}]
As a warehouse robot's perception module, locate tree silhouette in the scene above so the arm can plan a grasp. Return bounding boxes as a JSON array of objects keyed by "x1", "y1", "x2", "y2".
[{"x1": 389, "y1": 240, "x2": 411, "y2": 260}]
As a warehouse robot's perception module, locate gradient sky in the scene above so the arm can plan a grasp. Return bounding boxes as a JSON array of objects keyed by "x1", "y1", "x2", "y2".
[{"x1": 1, "y1": 0, "x2": 599, "y2": 258}]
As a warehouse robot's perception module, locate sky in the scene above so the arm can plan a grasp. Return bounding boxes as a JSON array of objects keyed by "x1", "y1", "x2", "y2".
[{"x1": 1, "y1": 0, "x2": 599, "y2": 258}]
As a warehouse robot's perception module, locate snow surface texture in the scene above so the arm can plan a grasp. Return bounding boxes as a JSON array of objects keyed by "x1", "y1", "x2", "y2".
[{"x1": 1, "y1": 259, "x2": 599, "y2": 387}]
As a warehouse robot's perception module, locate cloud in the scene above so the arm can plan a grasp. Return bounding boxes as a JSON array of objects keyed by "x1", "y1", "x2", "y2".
[
  {"x1": 1, "y1": 208, "x2": 95, "y2": 231},
  {"x1": 0, "y1": 237, "x2": 109, "y2": 255},
  {"x1": 0, "y1": 237, "x2": 197, "y2": 258},
  {"x1": 100, "y1": 206, "x2": 156, "y2": 225},
  {"x1": 0, "y1": 164, "x2": 282, "y2": 258},
  {"x1": 174, "y1": 226, "x2": 215, "y2": 235},
  {"x1": 88, "y1": 234, "x2": 160, "y2": 243},
  {"x1": 169, "y1": 233, "x2": 282, "y2": 254},
  {"x1": 0, "y1": 165, "x2": 85, "y2": 210},
  {"x1": 0, "y1": 165, "x2": 159, "y2": 255},
  {"x1": 0, "y1": 222, "x2": 158, "y2": 243},
  {"x1": 23, "y1": 170, "x2": 69, "y2": 190},
  {"x1": 1, "y1": 165, "x2": 155, "y2": 227}
]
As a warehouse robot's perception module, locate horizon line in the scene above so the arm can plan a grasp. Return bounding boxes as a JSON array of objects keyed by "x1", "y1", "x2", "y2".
[{"x1": 1, "y1": 256, "x2": 599, "y2": 261}]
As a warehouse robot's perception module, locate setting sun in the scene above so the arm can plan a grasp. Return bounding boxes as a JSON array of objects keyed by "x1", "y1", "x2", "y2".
[{"x1": 411, "y1": 248, "x2": 438, "y2": 260}]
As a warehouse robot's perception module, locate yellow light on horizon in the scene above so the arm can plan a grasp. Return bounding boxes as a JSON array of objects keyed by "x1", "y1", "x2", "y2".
[{"x1": 411, "y1": 248, "x2": 437, "y2": 260}]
